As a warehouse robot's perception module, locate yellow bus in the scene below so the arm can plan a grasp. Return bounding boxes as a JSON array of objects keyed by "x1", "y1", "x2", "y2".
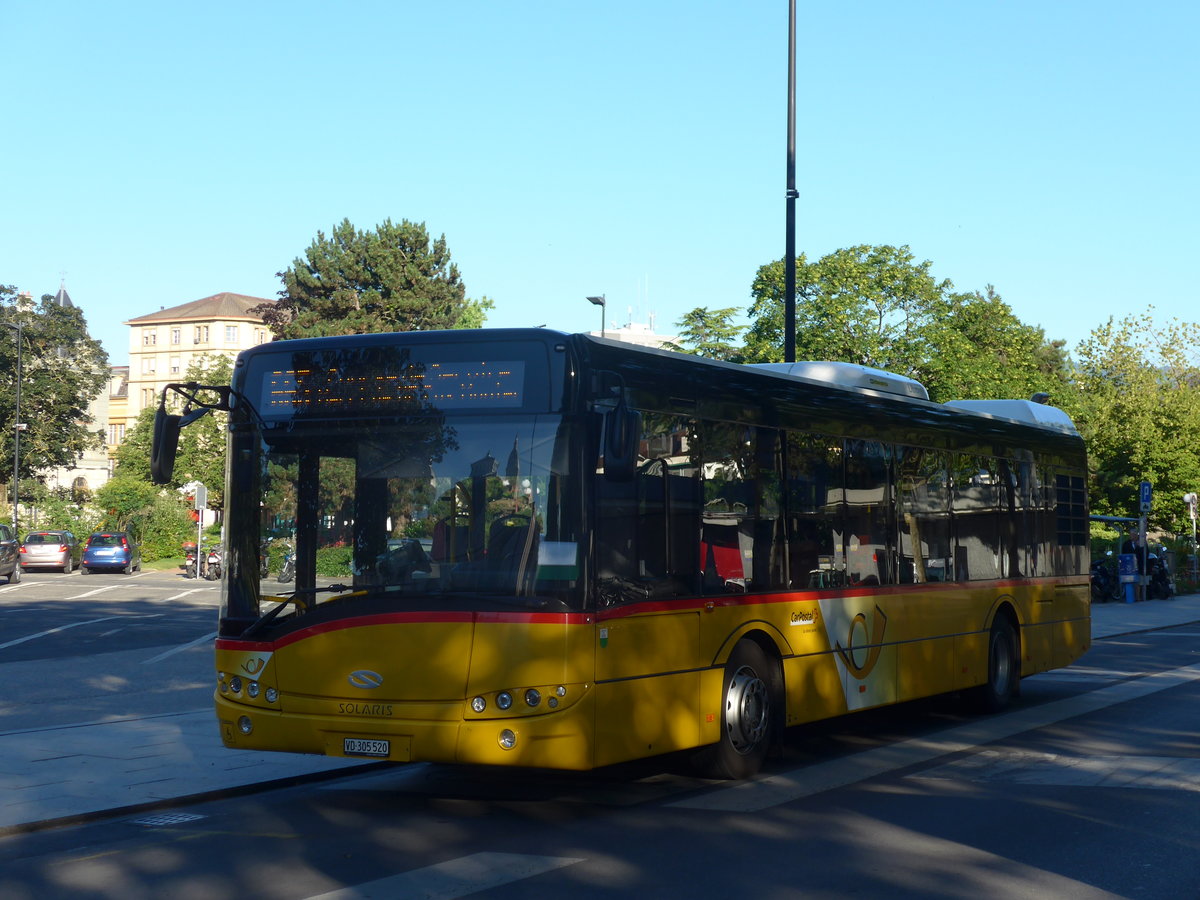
[{"x1": 152, "y1": 329, "x2": 1090, "y2": 778}]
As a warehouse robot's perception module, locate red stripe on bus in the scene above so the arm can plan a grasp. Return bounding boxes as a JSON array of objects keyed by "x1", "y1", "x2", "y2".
[
  {"x1": 594, "y1": 576, "x2": 1088, "y2": 621},
  {"x1": 217, "y1": 609, "x2": 593, "y2": 651}
]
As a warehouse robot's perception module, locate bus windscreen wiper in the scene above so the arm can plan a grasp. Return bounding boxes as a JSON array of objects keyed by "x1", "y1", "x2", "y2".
[{"x1": 242, "y1": 584, "x2": 358, "y2": 639}]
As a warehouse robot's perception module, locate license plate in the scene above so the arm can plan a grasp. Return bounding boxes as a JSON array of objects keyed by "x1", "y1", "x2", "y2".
[{"x1": 343, "y1": 737, "x2": 390, "y2": 757}]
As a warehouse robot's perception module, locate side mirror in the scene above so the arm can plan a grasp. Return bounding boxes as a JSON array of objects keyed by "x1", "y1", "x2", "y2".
[
  {"x1": 150, "y1": 406, "x2": 182, "y2": 485},
  {"x1": 603, "y1": 402, "x2": 641, "y2": 482}
]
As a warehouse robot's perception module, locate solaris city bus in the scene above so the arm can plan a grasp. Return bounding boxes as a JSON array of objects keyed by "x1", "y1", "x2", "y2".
[{"x1": 151, "y1": 328, "x2": 1090, "y2": 778}]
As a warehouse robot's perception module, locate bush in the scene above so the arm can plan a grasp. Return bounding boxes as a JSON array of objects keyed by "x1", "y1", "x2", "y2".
[
  {"x1": 138, "y1": 496, "x2": 197, "y2": 562},
  {"x1": 315, "y1": 545, "x2": 353, "y2": 577}
]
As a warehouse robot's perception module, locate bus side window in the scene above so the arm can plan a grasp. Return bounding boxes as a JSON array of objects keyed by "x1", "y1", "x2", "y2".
[
  {"x1": 594, "y1": 414, "x2": 699, "y2": 603},
  {"x1": 952, "y1": 455, "x2": 1001, "y2": 581},
  {"x1": 785, "y1": 432, "x2": 843, "y2": 589},
  {"x1": 696, "y1": 422, "x2": 774, "y2": 594},
  {"x1": 844, "y1": 440, "x2": 895, "y2": 586},
  {"x1": 898, "y1": 447, "x2": 952, "y2": 584}
]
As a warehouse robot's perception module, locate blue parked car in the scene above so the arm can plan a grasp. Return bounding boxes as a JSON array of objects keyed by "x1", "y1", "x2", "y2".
[{"x1": 81, "y1": 532, "x2": 141, "y2": 575}]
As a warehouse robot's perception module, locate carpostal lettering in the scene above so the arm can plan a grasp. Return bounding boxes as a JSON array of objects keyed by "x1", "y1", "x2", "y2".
[
  {"x1": 338, "y1": 702, "x2": 395, "y2": 716},
  {"x1": 790, "y1": 608, "x2": 818, "y2": 627}
]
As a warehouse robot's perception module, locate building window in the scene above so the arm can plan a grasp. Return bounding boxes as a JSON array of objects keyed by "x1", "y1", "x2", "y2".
[
  {"x1": 255, "y1": 328, "x2": 268, "y2": 344},
  {"x1": 142, "y1": 388, "x2": 156, "y2": 408},
  {"x1": 141, "y1": 357, "x2": 157, "y2": 375},
  {"x1": 225, "y1": 325, "x2": 239, "y2": 342},
  {"x1": 194, "y1": 325, "x2": 210, "y2": 344},
  {"x1": 170, "y1": 357, "x2": 181, "y2": 374},
  {"x1": 143, "y1": 329, "x2": 157, "y2": 346},
  {"x1": 171, "y1": 328, "x2": 181, "y2": 345}
]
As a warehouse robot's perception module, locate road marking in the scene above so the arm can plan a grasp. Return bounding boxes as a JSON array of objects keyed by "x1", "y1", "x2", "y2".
[
  {"x1": 0, "y1": 615, "x2": 124, "y2": 649},
  {"x1": 0, "y1": 612, "x2": 164, "y2": 650},
  {"x1": 159, "y1": 588, "x2": 212, "y2": 602},
  {"x1": 1142, "y1": 631, "x2": 1200, "y2": 637},
  {"x1": 669, "y1": 663, "x2": 1200, "y2": 812},
  {"x1": 912, "y1": 750, "x2": 1200, "y2": 791},
  {"x1": 142, "y1": 630, "x2": 217, "y2": 664},
  {"x1": 67, "y1": 585, "x2": 122, "y2": 599},
  {"x1": 304, "y1": 852, "x2": 584, "y2": 900}
]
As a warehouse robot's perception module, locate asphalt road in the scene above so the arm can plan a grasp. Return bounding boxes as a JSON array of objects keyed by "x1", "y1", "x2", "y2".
[{"x1": 0, "y1": 572, "x2": 1197, "y2": 898}]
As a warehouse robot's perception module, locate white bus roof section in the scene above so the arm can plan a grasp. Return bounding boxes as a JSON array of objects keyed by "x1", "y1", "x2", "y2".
[
  {"x1": 943, "y1": 399, "x2": 1080, "y2": 435},
  {"x1": 750, "y1": 361, "x2": 930, "y2": 401}
]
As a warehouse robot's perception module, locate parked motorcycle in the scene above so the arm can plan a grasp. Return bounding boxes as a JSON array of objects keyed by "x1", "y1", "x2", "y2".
[
  {"x1": 205, "y1": 545, "x2": 223, "y2": 581},
  {"x1": 1147, "y1": 555, "x2": 1174, "y2": 600},
  {"x1": 278, "y1": 545, "x2": 295, "y2": 583},
  {"x1": 183, "y1": 543, "x2": 198, "y2": 579},
  {"x1": 1090, "y1": 556, "x2": 1120, "y2": 602}
]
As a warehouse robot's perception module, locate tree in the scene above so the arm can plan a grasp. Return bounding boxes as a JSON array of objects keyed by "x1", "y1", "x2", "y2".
[
  {"x1": 1063, "y1": 312, "x2": 1200, "y2": 534},
  {"x1": 0, "y1": 285, "x2": 109, "y2": 483},
  {"x1": 665, "y1": 307, "x2": 745, "y2": 360},
  {"x1": 113, "y1": 355, "x2": 232, "y2": 511},
  {"x1": 915, "y1": 286, "x2": 1072, "y2": 403},
  {"x1": 171, "y1": 355, "x2": 232, "y2": 509},
  {"x1": 743, "y1": 246, "x2": 1068, "y2": 402},
  {"x1": 257, "y1": 218, "x2": 492, "y2": 339}
]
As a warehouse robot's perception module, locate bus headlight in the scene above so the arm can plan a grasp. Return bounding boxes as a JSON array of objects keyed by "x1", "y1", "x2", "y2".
[
  {"x1": 229, "y1": 676, "x2": 243, "y2": 694},
  {"x1": 524, "y1": 688, "x2": 541, "y2": 708},
  {"x1": 496, "y1": 692, "x2": 513, "y2": 710},
  {"x1": 238, "y1": 716, "x2": 253, "y2": 735},
  {"x1": 471, "y1": 696, "x2": 487, "y2": 713},
  {"x1": 247, "y1": 681, "x2": 260, "y2": 699},
  {"x1": 498, "y1": 729, "x2": 517, "y2": 750},
  {"x1": 265, "y1": 687, "x2": 279, "y2": 704}
]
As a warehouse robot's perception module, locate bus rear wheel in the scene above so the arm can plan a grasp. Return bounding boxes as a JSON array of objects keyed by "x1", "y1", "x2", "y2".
[
  {"x1": 969, "y1": 616, "x2": 1019, "y2": 713},
  {"x1": 700, "y1": 639, "x2": 778, "y2": 780}
]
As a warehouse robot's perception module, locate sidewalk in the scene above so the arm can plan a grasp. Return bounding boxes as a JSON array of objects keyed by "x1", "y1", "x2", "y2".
[{"x1": 2, "y1": 594, "x2": 1198, "y2": 835}]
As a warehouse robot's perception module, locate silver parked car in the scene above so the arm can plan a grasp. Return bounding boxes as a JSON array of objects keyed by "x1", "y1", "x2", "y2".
[
  {"x1": 0, "y1": 523, "x2": 19, "y2": 584},
  {"x1": 20, "y1": 530, "x2": 81, "y2": 573}
]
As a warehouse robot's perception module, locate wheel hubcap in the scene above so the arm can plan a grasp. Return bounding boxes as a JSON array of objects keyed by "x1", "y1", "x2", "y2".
[{"x1": 725, "y1": 665, "x2": 769, "y2": 755}]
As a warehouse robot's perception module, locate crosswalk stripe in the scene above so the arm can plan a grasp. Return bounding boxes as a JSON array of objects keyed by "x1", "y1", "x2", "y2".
[
  {"x1": 305, "y1": 852, "x2": 583, "y2": 900},
  {"x1": 669, "y1": 663, "x2": 1200, "y2": 813}
]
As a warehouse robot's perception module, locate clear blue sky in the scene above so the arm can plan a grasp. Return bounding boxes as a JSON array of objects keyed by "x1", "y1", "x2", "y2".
[{"x1": 3, "y1": 1, "x2": 1196, "y2": 367}]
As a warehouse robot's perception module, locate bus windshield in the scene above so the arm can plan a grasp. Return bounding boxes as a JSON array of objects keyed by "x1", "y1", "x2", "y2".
[{"x1": 224, "y1": 412, "x2": 583, "y2": 629}]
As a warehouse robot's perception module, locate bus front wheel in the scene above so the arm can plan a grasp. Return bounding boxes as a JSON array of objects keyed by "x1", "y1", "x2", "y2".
[
  {"x1": 700, "y1": 639, "x2": 778, "y2": 780},
  {"x1": 969, "y1": 616, "x2": 1019, "y2": 713}
]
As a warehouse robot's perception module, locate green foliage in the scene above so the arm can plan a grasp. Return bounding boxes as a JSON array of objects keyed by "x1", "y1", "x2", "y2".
[
  {"x1": 171, "y1": 355, "x2": 233, "y2": 508},
  {"x1": 138, "y1": 495, "x2": 198, "y2": 562},
  {"x1": 19, "y1": 482, "x2": 94, "y2": 537},
  {"x1": 93, "y1": 475, "x2": 160, "y2": 534},
  {"x1": 1063, "y1": 311, "x2": 1200, "y2": 535},
  {"x1": 315, "y1": 545, "x2": 353, "y2": 577},
  {"x1": 0, "y1": 285, "x2": 109, "y2": 481},
  {"x1": 259, "y1": 218, "x2": 490, "y2": 339},
  {"x1": 92, "y1": 475, "x2": 195, "y2": 561},
  {"x1": 665, "y1": 307, "x2": 745, "y2": 360},
  {"x1": 114, "y1": 356, "x2": 232, "y2": 509},
  {"x1": 112, "y1": 406, "x2": 155, "y2": 482},
  {"x1": 742, "y1": 246, "x2": 1068, "y2": 403}
]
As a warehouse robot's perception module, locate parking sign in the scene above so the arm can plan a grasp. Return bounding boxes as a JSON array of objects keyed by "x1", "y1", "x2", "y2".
[{"x1": 1139, "y1": 480, "x2": 1152, "y2": 513}]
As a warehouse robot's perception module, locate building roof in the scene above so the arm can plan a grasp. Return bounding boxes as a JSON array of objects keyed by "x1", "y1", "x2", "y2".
[{"x1": 124, "y1": 292, "x2": 273, "y2": 325}]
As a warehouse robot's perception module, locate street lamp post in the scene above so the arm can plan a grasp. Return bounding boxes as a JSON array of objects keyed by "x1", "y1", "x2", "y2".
[
  {"x1": 586, "y1": 295, "x2": 606, "y2": 338},
  {"x1": 2, "y1": 322, "x2": 22, "y2": 535}
]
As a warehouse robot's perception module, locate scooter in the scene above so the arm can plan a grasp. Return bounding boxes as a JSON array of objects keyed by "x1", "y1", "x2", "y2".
[
  {"x1": 205, "y1": 545, "x2": 223, "y2": 581},
  {"x1": 1090, "y1": 557, "x2": 1119, "y2": 602},
  {"x1": 183, "y1": 544, "x2": 198, "y2": 579}
]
